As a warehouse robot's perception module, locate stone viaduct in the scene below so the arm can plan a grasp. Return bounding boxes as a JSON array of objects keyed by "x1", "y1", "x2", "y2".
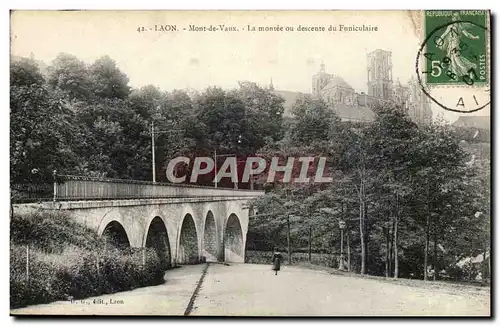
[{"x1": 14, "y1": 176, "x2": 263, "y2": 267}]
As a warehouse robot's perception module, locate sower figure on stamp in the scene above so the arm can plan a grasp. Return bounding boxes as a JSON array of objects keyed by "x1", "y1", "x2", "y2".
[
  {"x1": 272, "y1": 248, "x2": 283, "y2": 276},
  {"x1": 438, "y1": 12, "x2": 480, "y2": 77}
]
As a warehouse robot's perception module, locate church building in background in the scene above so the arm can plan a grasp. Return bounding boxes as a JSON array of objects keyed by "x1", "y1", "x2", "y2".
[{"x1": 275, "y1": 49, "x2": 433, "y2": 125}]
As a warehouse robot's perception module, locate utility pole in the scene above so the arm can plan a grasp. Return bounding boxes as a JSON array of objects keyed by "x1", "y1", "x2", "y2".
[
  {"x1": 52, "y1": 169, "x2": 57, "y2": 202},
  {"x1": 394, "y1": 192, "x2": 400, "y2": 279},
  {"x1": 339, "y1": 220, "x2": 346, "y2": 270},
  {"x1": 234, "y1": 162, "x2": 238, "y2": 189},
  {"x1": 287, "y1": 214, "x2": 291, "y2": 265},
  {"x1": 235, "y1": 135, "x2": 242, "y2": 190},
  {"x1": 214, "y1": 149, "x2": 217, "y2": 188},
  {"x1": 151, "y1": 121, "x2": 156, "y2": 183},
  {"x1": 347, "y1": 231, "x2": 351, "y2": 272},
  {"x1": 340, "y1": 228, "x2": 344, "y2": 269},
  {"x1": 308, "y1": 226, "x2": 312, "y2": 262}
]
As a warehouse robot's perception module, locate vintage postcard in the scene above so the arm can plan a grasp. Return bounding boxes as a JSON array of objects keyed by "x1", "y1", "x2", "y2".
[{"x1": 9, "y1": 10, "x2": 490, "y2": 316}]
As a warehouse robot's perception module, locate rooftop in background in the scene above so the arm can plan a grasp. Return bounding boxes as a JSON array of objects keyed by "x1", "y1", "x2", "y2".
[{"x1": 322, "y1": 75, "x2": 354, "y2": 91}]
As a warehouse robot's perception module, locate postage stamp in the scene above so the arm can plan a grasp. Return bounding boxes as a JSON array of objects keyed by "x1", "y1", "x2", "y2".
[
  {"x1": 416, "y1": 10, "x2": 490, "y2": 113},
  {"x1": 423, "y1": 10, "x2": 489, "y2": 86}
]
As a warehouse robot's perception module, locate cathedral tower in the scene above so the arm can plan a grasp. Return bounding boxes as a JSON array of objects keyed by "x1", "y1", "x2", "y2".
[
  {"x1": 312, "y1": 63, "x2": 333, "y2": 97},
  {"x1": 367, "y1": 50, "x2": 393, "y2": 100}
]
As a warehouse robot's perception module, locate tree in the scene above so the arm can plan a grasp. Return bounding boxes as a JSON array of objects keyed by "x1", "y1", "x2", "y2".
[
  {"x1": 191, "y1": 87, "x2": 249, "y2": 187},
  {"x1": 10, "y1": 57, "x2": 45, "y2": 87},
  {"x1": 248, "y1": 99, "x2": 489, "y2": 281},
  {"x1": 289, "y1": 95, "x2": 340, "y2": 147},
  {"x1": 89, "y1": 56, "x2": 130, "y2": 100},
  {"x1": 341, "y1": 124, "x2": 371, "y2": 275},
  {"x1": 236, "y1": 81, "x2": 285, "y2": 151},
  {"x1": 73, "y1": 97, "x2": 152, "y2": 179},
  {"x1": 195, "y1": 87, "x2": 247, "y2": 152},
  {"x1": 10, "y1": 60, "x2": 78, "y2": 185},
  {"x1": 248, "y1": 190, "x2": 292, "y2": 257},
  {"x1": 129, "y1": 84, "x2": 164, "y2": 119},
  {"x1": 156, "y1": 90, "x2": 200, "y2": 182},
  {"x1": 47, "y1": 53, "x2": 91, "y2": 100},
  {"x1": 364, "y1": 104, "x2": 419, "y2": 278},
  {"x1": 408, "y1": 121, "x2": 472, "y2": 280}
]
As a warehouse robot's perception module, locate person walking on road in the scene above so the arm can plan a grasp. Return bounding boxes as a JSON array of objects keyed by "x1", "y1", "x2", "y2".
[{"x1": 272, "y1": 249, "x2": 283, "y2": 276}]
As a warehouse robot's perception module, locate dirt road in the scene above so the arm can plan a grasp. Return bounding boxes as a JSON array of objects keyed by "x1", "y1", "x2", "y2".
[
  {"x1": 191, "y1": 264, "x2": 490, "y2": 316},
  {"x1": 11, "y1": 263, "x2": 490, "y2": 316}
]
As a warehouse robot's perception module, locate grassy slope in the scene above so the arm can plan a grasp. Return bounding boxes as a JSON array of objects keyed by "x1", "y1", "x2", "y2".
[{"x1": 10, "y1": 210, "x2": 164, "y2": 309}]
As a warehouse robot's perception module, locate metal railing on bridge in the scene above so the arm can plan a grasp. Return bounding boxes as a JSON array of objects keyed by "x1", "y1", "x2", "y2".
[{"x1": 12, "y1": 175, "x2": 264, "y2": 203}]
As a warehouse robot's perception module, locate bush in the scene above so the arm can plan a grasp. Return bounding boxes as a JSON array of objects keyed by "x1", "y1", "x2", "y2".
[
  {"x1": 10, "y1": 248, "x2": 70, "y2": 307},
  {"x1": 10, "y1": 211, "x2": 165, "y2": 309},
  {"x1": 10, "y1": 210, "x2": 104, "y2": 253}
]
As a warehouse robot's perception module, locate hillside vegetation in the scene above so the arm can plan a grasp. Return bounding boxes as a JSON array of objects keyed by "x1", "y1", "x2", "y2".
[{"x1": 10, "y1": 211, "x2": 164, "y2": 309}]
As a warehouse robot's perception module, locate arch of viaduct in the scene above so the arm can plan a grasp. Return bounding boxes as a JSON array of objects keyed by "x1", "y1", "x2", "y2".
[{"x1": 20, "y1": 196, "x2": 257, "y2": 266}]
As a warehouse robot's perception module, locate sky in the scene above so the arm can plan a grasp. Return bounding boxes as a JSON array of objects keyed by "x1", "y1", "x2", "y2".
[{"x1": 10, "y1": 10, "x2": 490, "y2": 122}]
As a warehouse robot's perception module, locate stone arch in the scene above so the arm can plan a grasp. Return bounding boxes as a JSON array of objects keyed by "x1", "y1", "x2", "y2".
[
  {"x1": 145, "y1": 216, "x2": 172, "y2": 270},
  {"x1": 224, "y1": 213, "x2": 244, "y2": 263},
  {"x1": 203, "y1": 211, "x2": 218, "y2": 262},
  {"x1": 102, "y1": 220, "x2": 130, "y2": 249},
  {"x1": 177, "y1": 214, "x2": 200, "y2": 264}
]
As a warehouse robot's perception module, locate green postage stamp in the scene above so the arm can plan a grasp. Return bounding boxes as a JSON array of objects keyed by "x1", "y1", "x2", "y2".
[{"x1": 424, "y1": 10, "x2": 489, "y2": 86}]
